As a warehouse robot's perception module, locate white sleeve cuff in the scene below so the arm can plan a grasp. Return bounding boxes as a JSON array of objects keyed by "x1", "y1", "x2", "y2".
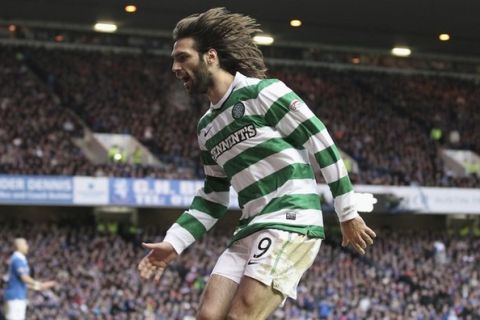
[
  {"x1": 338, "y1": 210, "x2": 360, "y2": 222},
  {"x1": 163, "y1": 224, "x2": 195, "y2": 255},
  {"x1": 334, "y1": 191, "x2": 360, "y2": 222}
]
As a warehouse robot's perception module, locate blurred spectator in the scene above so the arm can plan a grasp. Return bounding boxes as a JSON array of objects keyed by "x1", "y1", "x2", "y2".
[
  {"x1": 0, "y1": 44, "x2": 479, "y2": 187},
  {"x1": 0, "y1": 223, "x2": 479, "y2": 319}
]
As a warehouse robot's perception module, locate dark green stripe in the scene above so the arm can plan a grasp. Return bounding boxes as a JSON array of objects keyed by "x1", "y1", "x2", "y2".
[
  {"x1": 205, "y1": 115, "x2": 266, "y2": 150},
  {"x1": 264, "y1": 91, "x2": 302, "y2": 126},
  {"x1": 197, "y1": 79, "x2": 278, "y2": 132},
  {"x1": 223, "y1": 138, "x2": 294, "y2": 177},
  {"x1": 177, "y1": 213, "x2": 206, "y2": 240},
  {"x1": 191, "y1": 196, "x2": 228, "y2": 219},
  {"x1": 314, "y1": 145, "x2": 341, "y2": 168},
  {"x1": 230, "y1": 223, "x2": 325, "y2": 244},
  {"x1": 328, "y1": 175, "x2": 353, "y2": 197},
  {"x1": 238, "y1": 216, "x2": 255, "y2": 228},
  {"x1": 200, "y1": 151, "x2": 216, "y2": 166},
  {"x1": 197, "y1": 112, "x2": 215, "y2": 135},
  {"x1": 259, "y1": 193, "x2": 321, "y2": 215},
  {"x1": 237, "y1": 163, "x2": 315, "y2": 207},
  {"x1": 285, "y1": 117, "x2": 326, "y2": 147},
  {"x1": 204, "y1": 176, "x2": 231, "y2": 194}
]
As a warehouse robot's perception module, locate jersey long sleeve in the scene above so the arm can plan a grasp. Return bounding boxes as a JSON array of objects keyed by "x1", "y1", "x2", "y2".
[
  {"x1": 163, "y1": 145, "x2": 231, "y2": 254},
  {"x1": 259, "y1": 81, "x2": 359, "y2": 222}
]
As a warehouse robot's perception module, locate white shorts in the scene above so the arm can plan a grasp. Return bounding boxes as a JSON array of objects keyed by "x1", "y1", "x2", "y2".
[
  {"x1": 4, "y1": 300, "x2": 27, "y2": 320},
  {"x1": 211, "y1": 229, "x2": 321, "y2": 300}
]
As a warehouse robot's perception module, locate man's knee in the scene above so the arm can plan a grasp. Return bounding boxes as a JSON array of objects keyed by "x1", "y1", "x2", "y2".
[
  {"x1": 226, "y1": 309, "x2": 249, "y2": 320},
  {"x1": 225, "y1": 294, "x2": 256, "y2": 320},
  {"x1": 197, "y1": 304, "x2": 226, "y2": 320},
  {"x1": 225, "y1": 311, "x2": 240, "y2": 320}
]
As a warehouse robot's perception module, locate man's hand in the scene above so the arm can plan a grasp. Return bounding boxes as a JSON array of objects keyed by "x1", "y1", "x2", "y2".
[
  {"x1": 138, "y1": 242, "x2": 178, "y2": 281},
  {"x1": 340, "y1": 216, "x2": 376, "y2": 255},
  {"x1": 40, "y1": 280, "x2": 57, "y2": 290}
]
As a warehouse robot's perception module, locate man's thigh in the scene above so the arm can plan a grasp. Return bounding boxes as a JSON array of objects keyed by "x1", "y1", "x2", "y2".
[
  {"x1": 197, "y1": 274, "x2": 238, "y2": 320},
  {"x1": 227, "y1": 276, "x2": 284, "y2": 320},
  {"x1": 243, "y1": 229, "x2": 321, "y2": 300},
  {"x1": 200, "y1": 229, "x2": 321, "y2": 319},
  {"x1": 198, "y1": 239, "x2": 250, "y2": 320},
  {"x1": 227, "y1": 229, "x2": 322, "y2": 319}
]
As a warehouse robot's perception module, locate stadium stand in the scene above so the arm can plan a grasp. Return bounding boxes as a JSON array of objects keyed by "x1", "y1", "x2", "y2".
[
  {"x1": 0, "y1": 46, "x2": 86, "y2": 175},
  {"x1": 0, "y1": 46, "x2": 197, "y2": 178},
  {"x1": 0, "y1": 44, "x2": 478, "y2": 187},
  {"x1": 1, "y1": 223, "x2": 478, "y2": 319}
]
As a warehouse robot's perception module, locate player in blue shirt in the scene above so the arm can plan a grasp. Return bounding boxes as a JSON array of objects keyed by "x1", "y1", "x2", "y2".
[{"x1": 3, "y1": 238, "x2": 56, "y2": 320}]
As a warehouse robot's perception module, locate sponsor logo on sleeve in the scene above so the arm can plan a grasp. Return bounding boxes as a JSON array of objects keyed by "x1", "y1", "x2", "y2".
[{"x1": 289, "y1": 99, "x2": 302, "y2": 111}]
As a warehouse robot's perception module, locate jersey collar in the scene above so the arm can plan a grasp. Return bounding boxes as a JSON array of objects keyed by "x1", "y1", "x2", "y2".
[{"x1": 210, "y1": 72, "x2": 246, "y2": 110}]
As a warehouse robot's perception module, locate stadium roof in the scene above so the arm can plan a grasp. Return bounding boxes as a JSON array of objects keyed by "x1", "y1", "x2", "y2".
[{"x1": 1, "y1": 0, "x2": 479, "y2": 56}]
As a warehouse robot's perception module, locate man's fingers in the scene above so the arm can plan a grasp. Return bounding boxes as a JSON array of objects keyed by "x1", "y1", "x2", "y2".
[
  {"x1": 144, "y1": 269, "x2": 154, "y2": 280},
  {"x1": 142, "y1": 242, "x2": 158, "y2": 250},
  {"x1": 352, "y1": 243, "x2": 365, "y2": 255},
  {"x1": 355, "y1": 236, "x2": 367, "y2": 249},
  {"x1": 138, "y1": 258, "x2": 149, "y2": 272},
  {"x1": 139, "y1": 258, "x2": 155, "y2": 279},
  {"x1": 140, "y1": 265, "x2": 156, "y2": 280},
  {"x1": 365, "y1": 227, "x2": 377, "y2": 239},
  {"x1": 154, "y1": 268, "x2": 165, "y2": 282},
  {"x1": 361, "y1": 231, "x2": 374, "y2": 246}
]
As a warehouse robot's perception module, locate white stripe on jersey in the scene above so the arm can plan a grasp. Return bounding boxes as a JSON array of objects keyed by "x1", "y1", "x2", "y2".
[{"x1": 231, "y1": 148, "x2": 310, "y2": 192}]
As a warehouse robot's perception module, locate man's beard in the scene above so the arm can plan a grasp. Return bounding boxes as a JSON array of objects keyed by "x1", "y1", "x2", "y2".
[{"x1": 188, "y1": 61, "x2": 212, "y2": 95}]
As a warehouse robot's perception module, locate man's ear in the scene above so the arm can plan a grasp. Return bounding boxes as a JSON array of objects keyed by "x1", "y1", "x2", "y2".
[{"x1": 205, "y1": 48, "x2": 219, "y2": 66}]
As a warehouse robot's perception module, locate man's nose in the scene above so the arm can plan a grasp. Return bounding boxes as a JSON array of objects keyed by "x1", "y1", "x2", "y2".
[{"x1": 172, "y1": 61, "x2": 181, "y2": 74}]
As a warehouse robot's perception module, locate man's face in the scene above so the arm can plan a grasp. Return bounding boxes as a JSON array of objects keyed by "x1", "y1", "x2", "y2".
[
  {"x1": 171, "y1": 37, "x2": 212, "y2": 94},
  {"x1": 16, "y1": 239, "x2": 29, "y2": 255}
]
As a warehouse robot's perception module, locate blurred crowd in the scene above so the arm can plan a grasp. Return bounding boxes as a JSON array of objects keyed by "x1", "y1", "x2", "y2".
[
  {"x1": 0, "y1": 47, "x2": 197, "y2": 178},
  {"x1": 0, "y1": 223, "x2": 479, "y2": 319},
  {"x1": 0, "y1": 47, "x2": 86, "y2": 175},
  {"x1": 271, "y1": 68, "x2": 480, "y2": 187},
  {"x1": 0, "y1": 44, "x2": 479, "y2": 187}
]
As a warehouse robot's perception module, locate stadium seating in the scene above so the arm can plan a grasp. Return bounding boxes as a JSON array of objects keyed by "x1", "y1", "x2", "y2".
[
  {"x1": 0, "y1": 224, "x2": 478, "y2": 319},
  {"x1": 0, "y1": 44, "x2": 478, "y2": 187}
]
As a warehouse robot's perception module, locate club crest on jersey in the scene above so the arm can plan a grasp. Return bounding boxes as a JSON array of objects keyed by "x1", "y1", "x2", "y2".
[{"x1": 232, "y1": 102, "x2": 245, "y2": 119}]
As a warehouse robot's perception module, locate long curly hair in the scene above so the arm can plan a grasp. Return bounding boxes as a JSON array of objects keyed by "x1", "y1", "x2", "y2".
[{"x1": 173, "y1": 7, "x2": 268, "y2": 79}]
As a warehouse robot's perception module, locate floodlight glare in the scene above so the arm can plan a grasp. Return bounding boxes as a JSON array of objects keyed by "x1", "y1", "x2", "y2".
[
  {"x1": 290, "y1": 19, "x2": 302, "y2": 27},
  {"x1": 94, "y1": 22, "x2": 117, "y2": 33},
  {"x1": 125, "y1": 5, "x2": 137, "y2": 13},
  {"x1": 391, "y1": 47, "x2": 411, "y2": 57},
  {"x1": 253, "y1": 35, "x2": 274, "y2": 45},
  {"x1": 439, "y1": 33, "x2": 450, "y2": 41}
]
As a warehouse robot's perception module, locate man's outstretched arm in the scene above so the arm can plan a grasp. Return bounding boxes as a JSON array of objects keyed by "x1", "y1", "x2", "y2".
[{"x1": 138, "y1": 149, "x2": 230, "y2": 280}]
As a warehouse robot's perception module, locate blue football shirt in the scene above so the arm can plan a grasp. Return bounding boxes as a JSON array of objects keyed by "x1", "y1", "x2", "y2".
[{"x1": 3, "y1": 251, "x2": 30, "y2": 301}]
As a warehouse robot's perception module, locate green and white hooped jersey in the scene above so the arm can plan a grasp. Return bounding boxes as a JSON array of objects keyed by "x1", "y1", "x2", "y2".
[{"x1": 164, "y1": 72, "x2": 359, "y2": 254}]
